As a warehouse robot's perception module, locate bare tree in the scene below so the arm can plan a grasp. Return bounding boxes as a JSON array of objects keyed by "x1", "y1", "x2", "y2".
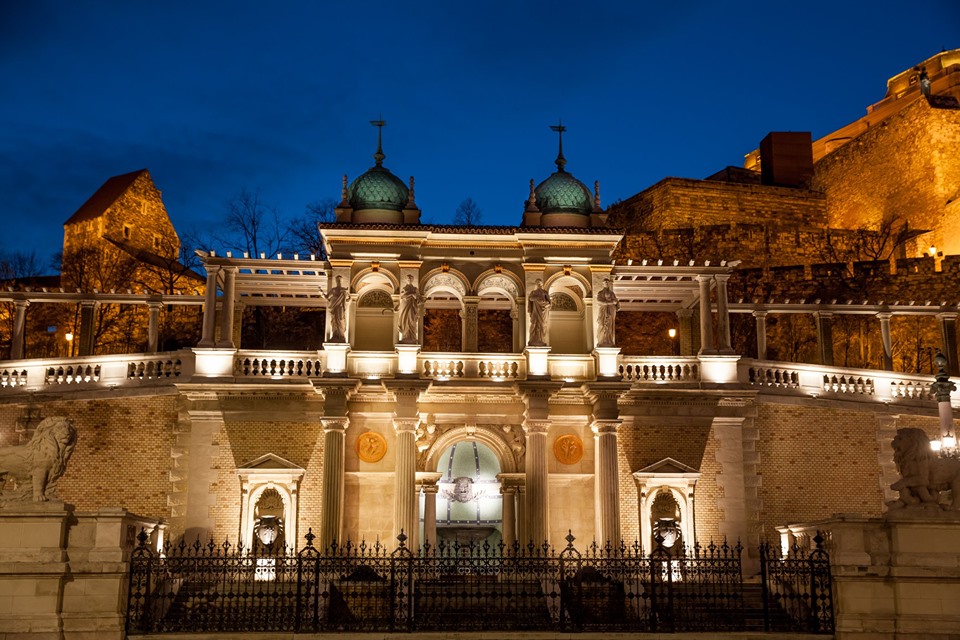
[
  {"x1": 218, "y1": 188, "x2": 289, "y2": 257},
  {"x1": 453, "y1": 198, "x2": 483, "y2": 226},
  {"x1": 288, "y1": 198, "x2": 337, "y2": 259}
]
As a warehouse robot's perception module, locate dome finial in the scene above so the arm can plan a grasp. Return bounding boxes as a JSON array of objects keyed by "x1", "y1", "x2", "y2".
[
  {"x1": 594, "y1": 180, "x2": 601, "y2": 212},
  {"x1": 370, "y1": 116, "x2": 386, "y2": 167},
  {"x1": 549, "y1": 119, "x2": 567, "y2": 172},
  {"x1": 525, "y1": 178, "x2": 540, "y2": 213}
]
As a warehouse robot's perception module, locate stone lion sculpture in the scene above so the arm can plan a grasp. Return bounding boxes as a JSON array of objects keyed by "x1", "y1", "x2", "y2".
[
  {"x1": 0, "y1": 417, "x2": 77, "y2": 503},
  {"x1": 889, "y1": 427, "x2": 960, "y2": 511}
]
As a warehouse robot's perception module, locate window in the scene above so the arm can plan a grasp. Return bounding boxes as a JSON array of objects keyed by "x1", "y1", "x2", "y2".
[{"x1": 123, "y1": 224, "x2": 132, "y2": 240}]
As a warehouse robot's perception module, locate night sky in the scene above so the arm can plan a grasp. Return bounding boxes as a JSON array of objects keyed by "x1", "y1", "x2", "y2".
[{"x1": 2, "y1": 1, "x2": 957, "y2": 261}]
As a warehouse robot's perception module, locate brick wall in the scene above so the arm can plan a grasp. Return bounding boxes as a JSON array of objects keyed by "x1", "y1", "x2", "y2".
[
  {"x1": 212, "y1": 419, "x2": 325, "y2": 544},
  {"x1": 0, "y1": 395, "x2": 177, "y2": 520}
]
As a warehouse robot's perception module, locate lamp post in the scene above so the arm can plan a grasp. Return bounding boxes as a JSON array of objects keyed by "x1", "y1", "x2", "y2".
[
  {"x1": 930, "y1": 351, "x2": 957, "y2": 458},
  {"x1": 65, "y1": 332, "x2": 74, "y2": 358},
  {"x1": 668, "y1": 328, "x2": 678, "y2": 356}
]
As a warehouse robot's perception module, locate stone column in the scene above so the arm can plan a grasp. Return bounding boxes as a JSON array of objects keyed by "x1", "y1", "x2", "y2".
[
  {"x1": 147, "y1": 300, "x2": 162, "y2": 353},
  {"x1": 523, "y1": 419, "x2": 549, "y2": 545},
  {"x1": 500, "y1": 486, "x2": 517, "y2": 546},
  {"x1": 78, "y1": 300, "x2": 98, "y2": 356},
  {"x1": 198, "y1": 264, "x2": 220, "y2": 347},
  {"x1": 516, "y1": 486, "x2": 527, "y2": 545},
  {"x1": 422, "y1": 484, "x2": 439, "y2": 547},
  {"x1": 676, "y1": 308, "x2": 694, "y2": 356},
  {"x1": 813, "y1": 311, "x2": 834, "y2": 366},
  {"x1": 393, "y1": 417, "x2": 419, "y2": 544},
  {"x1": 216, "y1": 266, "x2": 237, "y2": 348},
  {"x1": 937, "y1": 312, "x2": 959, "y2": 376},
  {"x1": 10, "y1": 299, "x2": 28, "y2": 360},
  {"x1": 753, "y1": 310, "x2": 768, "y2": 360},
  {"x1": 593, "y1": 419, "x2": 622, "y2": 545},
  {"x1": 385, "y1": 381, "x2": 428, "y2": 546},
  {"x1": 461, "y1": 296, "x2": 479, "y2": 352},
  {"x1": 877, "y1": 311, "x2": 893, "y2": 371},
  {"x1": 695, "y1": 275, "x2": 715, "y2": 354},
  {"x1": 520, "y1": 382, "x2": 561, "y2": 545},
  {"x1": 319, "y1": 417, "x2": 347, "y2": 549},
  {"x1": 513, "y1": 297, "x2": 526, "y2": 353},
  {"x1": 714, "y1": 274, "x2": 734, "y2": 354}
]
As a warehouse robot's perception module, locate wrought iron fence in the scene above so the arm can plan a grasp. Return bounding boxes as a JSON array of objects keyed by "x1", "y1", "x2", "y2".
[
  {"x1": 127, "y1": 529, "x2": 834, "y2": 634},
  {"x1": 760, "y1": 532, "x2": 834, "y2": 633}
]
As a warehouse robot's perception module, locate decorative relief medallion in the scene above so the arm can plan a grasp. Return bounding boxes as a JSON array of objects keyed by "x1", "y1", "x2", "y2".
[
  {"x1": 553, "y1": 434, "x2": 583, "y2": 465},
  {"x1": 357, "y1": 432, "x2": 388, "y2": 463}
]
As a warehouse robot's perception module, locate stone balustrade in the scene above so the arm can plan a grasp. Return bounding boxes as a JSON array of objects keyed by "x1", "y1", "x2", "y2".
[
  {"x1": 0, "y1": 349, "x2": 955, "y2": 409},
  {"x1": 739, "y1": 358, "x2": 948, "y2": 407}
]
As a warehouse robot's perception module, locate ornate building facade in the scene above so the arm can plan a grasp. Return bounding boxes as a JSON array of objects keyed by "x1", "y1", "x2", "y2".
[{"x1": 0, "y1": 51, "x2": 959, "y2": 638}]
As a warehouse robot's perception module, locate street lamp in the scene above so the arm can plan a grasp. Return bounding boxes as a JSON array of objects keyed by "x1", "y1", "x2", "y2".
[
  {"x1": 667, "y1": 328, "x2": 678, "y2": 356},
  {"x1": 65, "y1": 332, "x2": 74, "y2": 358},
  {"x1": 930, "y1": 351, "x2": 957, "y2": 458}
]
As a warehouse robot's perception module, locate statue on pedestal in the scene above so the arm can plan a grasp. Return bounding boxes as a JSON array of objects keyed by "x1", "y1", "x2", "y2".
[
  {"x1": 889, "y1": 428, "x2": 960, "y2": 511},
  {"x1": 398, "y1": 274, "x2": 423, "y2": 344},
  {"x1": 527, "y1": 279, "x2": 551, "y2": 347},
  {"x1": 595, "y1": 278, "x2": 620, "y2": 348},
  {"x1": 323, "y1": 274, "x2": 348, "y2": 343}
]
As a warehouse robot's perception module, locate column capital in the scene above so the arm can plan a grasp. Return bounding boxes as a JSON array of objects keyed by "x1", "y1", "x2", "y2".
[
  {"x1": 676, "y1": 307, "x2": 693, "y2": 319},
  {"x1": 14, "y1": 299, "x2": 29, "y2": 309},
  {"x1": 876, "y1": 311, "x2": 893, "y2": 320},
  {"x1": 752, "y1": 309, "x2": 768, "y2": 319},
  {"x1": 523, "y1": 419, "x2": 550, "y2": 435},
  {"x1": 80, "y1": 299, "x2": 99, "y2": 309},
  {"x1": 393, "y1": 416, "x2": 420, "y2": 434},
  {"x1": 812, "y1": 310, "x2": 834, "y2": 319},
  {"x1": 713, "y1": 273, "x2": 731, "y2": 283},
  {"x1": 694, "y1": 274, "x2": 713, "y2": 284},
  {"x1": 592, "y1": 419, "x2": 622, "y2": 435},
  {"x1": 936, "y1": 312, "x2": 959, "y2": 321},
  {"x1": 321, "y1": 417, "x2": 348, "y2": 432}
]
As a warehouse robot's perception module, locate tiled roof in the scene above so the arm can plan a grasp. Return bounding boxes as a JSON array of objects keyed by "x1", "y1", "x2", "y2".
[
  {"x1": 319, "y1": 222, "x2": 622, "y2": 235},
  {"x1": 63, "y1": 169, "x2": 148, "y2": 226}
]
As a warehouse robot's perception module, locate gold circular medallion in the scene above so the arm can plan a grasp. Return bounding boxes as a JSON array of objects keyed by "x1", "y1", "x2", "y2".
[
  {"x1": 553, "y1": 434, "x2": 583, "y2": 465},
  {"x1": 357, "y1": 432, "x2": 387, "y2": 463}
]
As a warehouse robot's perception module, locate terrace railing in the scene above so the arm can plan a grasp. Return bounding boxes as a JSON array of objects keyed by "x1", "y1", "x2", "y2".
[{"x1": 126, "y1": 530, "x2": 833, "y2": 635}]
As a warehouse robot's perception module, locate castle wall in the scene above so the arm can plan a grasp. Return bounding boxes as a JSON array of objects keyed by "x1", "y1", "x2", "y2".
[{"x1": 811, "y1": 99, "x2": 960, "y2": 256}]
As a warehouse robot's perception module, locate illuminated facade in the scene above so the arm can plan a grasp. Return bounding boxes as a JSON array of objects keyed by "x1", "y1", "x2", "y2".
[{"x1": 1, "y1": 51, "x2": 959, "y2": 639}]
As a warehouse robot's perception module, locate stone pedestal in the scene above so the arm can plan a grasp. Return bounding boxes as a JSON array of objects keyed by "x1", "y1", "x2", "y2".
[
  {"x1": 323, "y1": 343, "x2": 350, "y2": 376},
  {"x1": 395, "y1": 344, "x2": 420, "y2": 376},
  {"x1": 0, "y1": 503, "x2": 162, "y2": 640},
  {"x1": 524, "y1": 346, "x2": 550, "y2": 379},
  {"x1": 823, "y1": 513, "x2": 960, "y2": 639},
  {"x1": 593, "y1": 346, "x2": 621, "y2": 379}
]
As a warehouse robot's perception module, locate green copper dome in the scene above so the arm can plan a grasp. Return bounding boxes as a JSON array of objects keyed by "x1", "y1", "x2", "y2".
[
  {"x1": 534, "y1": 170, "x2": 593, "y2": 215},
  {"x1": 348, "y1": 166, "x2": 409, "y2": 212}
]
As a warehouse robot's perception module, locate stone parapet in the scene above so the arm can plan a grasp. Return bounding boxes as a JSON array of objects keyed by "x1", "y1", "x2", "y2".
[
  {"x1": 806, "y1": 514, "x2": 960, "y2": 639},
  {"x1": 0, "y1": 503, "x2": 161, "y2": 640}
]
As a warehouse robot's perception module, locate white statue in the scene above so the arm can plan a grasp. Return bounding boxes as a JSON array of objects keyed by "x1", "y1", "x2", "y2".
[
  {"x1": 527, "y1": 279, "x2": 551, "y2": 347},
  {"x1": 0, "y1": 417, "x2": 78, "y2": 503},
  {"x1": 889, "y1": 428, "x2": 960, "y2": 511},
  {"x1": 595, "y1": 278, "x2": 620, "y2": 348},
  {"x1": 322, "y1": 274, "x2": 348, "y2": 343},
  {"x1": 398, "y1": 274, "x2": 423, "y2": 344}
]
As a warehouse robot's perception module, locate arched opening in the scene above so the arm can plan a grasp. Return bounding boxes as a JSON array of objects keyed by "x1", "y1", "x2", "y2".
[
  {"x1": 354, "y1": 288, "x2": 394, "y2": 351},
  {"x1": 548, "y1": 288, "x2": 587, "y2": 354},
  {"x1": 423, "y1": 440, "x2": 502, "y2": 546}
]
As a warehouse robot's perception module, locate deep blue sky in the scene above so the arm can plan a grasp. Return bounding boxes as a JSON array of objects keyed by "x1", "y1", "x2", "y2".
[{"x1": 1, "y1": 1, "x2": 957, "y2": 259}]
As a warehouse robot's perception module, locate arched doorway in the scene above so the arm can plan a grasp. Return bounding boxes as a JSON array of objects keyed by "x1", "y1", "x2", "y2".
[{"x1": 421, "y1": 440, "x2": 502, "y2": 546}]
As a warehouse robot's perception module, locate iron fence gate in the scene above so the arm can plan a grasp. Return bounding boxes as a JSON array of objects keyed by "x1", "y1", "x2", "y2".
[{"x1": 127, "y1": 529, "x2": 833, "y2": 634}]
